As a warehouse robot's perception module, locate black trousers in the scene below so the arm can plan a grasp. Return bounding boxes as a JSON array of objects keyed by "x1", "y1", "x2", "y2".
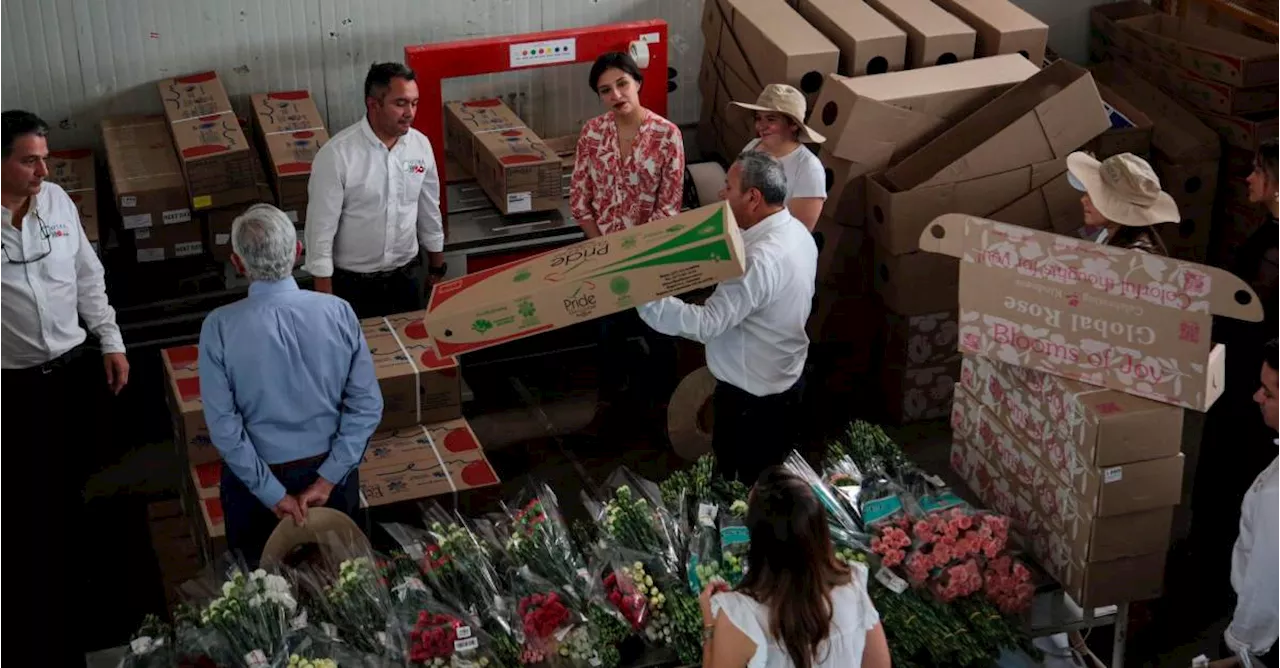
[
  {"x1": 711, "y1": 377, "x2": 806, "y2": 486},
  {"x1": 221, "y1": 456, "x2": 361, "y2": 568},
  {"x1": 596, "y1": 309, "x2": 679, "y2": 406},
  {"x1": 3, "y1": 344, "x2": 104, "y2": 667},
  {"x1": 332, "y1": 256, "x2": 424, "y2": 319}
]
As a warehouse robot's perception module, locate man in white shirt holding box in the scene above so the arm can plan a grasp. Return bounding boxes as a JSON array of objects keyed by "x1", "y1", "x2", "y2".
[
  {"x1": 637, "y1": 150, "x2": 816, "y2": 485},
  {"x1": 305, "y1": 62, "x2": 447, "y2": 318},
  {"x1": 1, "y1": 109, "x2": 128, "y2": 668}
]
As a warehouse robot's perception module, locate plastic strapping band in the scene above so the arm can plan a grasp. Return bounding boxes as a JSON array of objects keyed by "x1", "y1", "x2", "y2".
[
  {"x1": 421, "y1": 425, "x2": 458, "y2": 498},
  {"x1": 383, "y1": 317, "x2": 422, "y2": 424}
]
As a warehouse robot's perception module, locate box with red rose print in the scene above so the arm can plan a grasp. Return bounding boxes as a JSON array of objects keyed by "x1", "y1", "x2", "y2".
[
  {"x1": 358, "y1": 418, "x2": 500, "y2": 508},
  {"x1": 950, "y1": 387, "x2": 1173, "y2": 606},
  {"x1": 918, "y1": 214, "x2": 1264, "y2": 411},
  {"x1": 878, "y1": 360, "x2": 959, "y2": 424},
  {"x1": 360, "y1": 311, "x2": 462, "y2": 429},
  {"x1": 161, "y1": 344, "x2": 217, "y2": 466},
  {"x1": 960, "y1": 353, "x2": 1184, "y2": 470},
  {"x1": 181, "y1": 458, "x2": 227, "y2": 565},
  {"x1": 881, "y1": 309, "x2": 960, "y2": 368}
]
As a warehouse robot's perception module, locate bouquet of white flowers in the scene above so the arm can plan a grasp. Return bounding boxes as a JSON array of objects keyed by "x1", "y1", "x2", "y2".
[{"x1": 196, "y1": 568, "x2": 302, "y2": 667}]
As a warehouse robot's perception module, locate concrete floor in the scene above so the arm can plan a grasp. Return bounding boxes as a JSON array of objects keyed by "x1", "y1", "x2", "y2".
[{"x1": 78, "y1": 332, "x2": 1242, "y2": 666}]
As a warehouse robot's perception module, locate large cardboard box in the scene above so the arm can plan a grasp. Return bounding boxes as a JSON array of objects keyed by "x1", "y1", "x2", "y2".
[
  {"x1": 1159, "y1": 202, "x2": 1215, "y2": 263},
  {"x1": 712, "y1": 0, "x2": 840, "y2": 96},
  {"x1": 205, "y1": 144, "x2": 278, "y2": 263},
  {"x1": 361, "y1": 311, "x2": 463, "y2": 429},
  {"x1": 1088, "y1": 1, "x2": 1159, "y2": 63},
  {"x1": 867, "y1": 158, "x2": 1064, "y2": 254},
  {"x1": 358, "y1": 418, "x2": 500, "y2": 508},
  {"x1": 1116, "y1": 15, "x2": 1279, "y2": 88},
  {"x1": 796, "y1": 0, "x2": 907, "y2": 76},
  {"x1": 45, "y1": 149, "x2": 100, "y2": 247},
  {"x1": 473, "y1": 127, "x2": 562, "y2": 215},
  {"x1": 1193, "y1": 109, "x2": 1279, "y2": 153},
  {"x1": 250, "y1": 91, "x2": 329, "y2": 223},
  {"x1": 872, "y1": 243, "x2": 959, "y2": 314},
  {"x1": 886, "y1": 61, "x2": 1111, "y2": 191},
  {"x1": 1147, "y1": 63, "x2": 1279, "y2": 116},
  {"x1": 444, "y1": 99, "x2": 527, "y2": 178},
  {"x1": 960, "y1": 354, "x2": 1185, "y2": 469},
  {"x1": 809, "y1": 56, "x2": 1038, "y2": 165},
  {"x1": 160, "y1": 345, "x2": 217, "y2": 466},
  {"x1": 881, "y1": 309, "x2": 960, "y2": 368},
  {"x1": 918, "y1": 214, "x2": 1265, "y2": 411},
  {"x1": 425, "y1": 202, "x2": 747, "y2": 357},
  {"x1": 880, "y1": 360, "x2": 959, "y2": 423},
  {"x1": 987, "y1": 168, "x2": 1080, "y2": 236},
  {"x1": 157, "y1": 72, "x2": 258, "y2": 211},
  {"x1": 701, "y1": 0, "x2": 765, "y2": 94},
  {"x1": 1088, "y1": 84, "x2": 1155, "y2": 160},
  {"x1": 864, "y1": 0, "x2": 976, "y2": 69},
  {"x1": 932, "y1": 0, "x2": 1048, "y2": 66},
  {"x1": 951, "y1": 389, "x2": 1173, "y2": 607},
  {"x1": 101, "y1": 116, "x2": 198, "y2": 262},
  {"x1": 1090, "y1": 62, "x2": 1221, "y2": 164}
]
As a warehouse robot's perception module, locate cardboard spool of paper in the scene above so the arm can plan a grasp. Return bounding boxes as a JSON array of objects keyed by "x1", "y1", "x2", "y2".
[
  {"x1": 668, "y1": 366, "x2": 718, "y2": 460},
  {"x1": 918, "y1": 214, "x2": 1262, "y2": 412}
]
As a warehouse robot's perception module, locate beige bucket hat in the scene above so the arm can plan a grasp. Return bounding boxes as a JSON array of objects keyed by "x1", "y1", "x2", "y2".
[
  {"x1": 260, "y1": 507, "x2": 371, "y2": 565},
  {"x1": 1067, "y1": 151, "x2": 1180, "y2": 227},
  {"x1": 730, "y1": 84, "x2": 827, "y2": 144}
]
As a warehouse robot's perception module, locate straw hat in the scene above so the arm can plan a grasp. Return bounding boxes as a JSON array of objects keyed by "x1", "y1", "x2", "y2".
[
  {"x1": 260, "y1": 507, "x2": 370, "y2": 565},
  {"x1": 729, "y1": 84, "x2": 827, "y2": 144},
  {"x1": 1067, "y1": 152, "x2": 1180, "y2": 227}
]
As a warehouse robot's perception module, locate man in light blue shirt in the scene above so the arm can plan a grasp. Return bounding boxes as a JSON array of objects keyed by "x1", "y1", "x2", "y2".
[{"x1": 199, "y1": 203, "x2": 383, "y2": 565}]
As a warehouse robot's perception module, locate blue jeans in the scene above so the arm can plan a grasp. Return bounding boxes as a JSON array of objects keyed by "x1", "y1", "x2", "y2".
[{"x1": 220, "y1": 456, "x2": 361, "y2": 567}]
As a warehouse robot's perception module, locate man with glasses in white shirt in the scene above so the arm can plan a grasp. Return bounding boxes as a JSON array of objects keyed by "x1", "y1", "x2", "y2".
[
  {"x1": 305, "y1": 62, "x2": 446, "y2": 317},
  {"x1": 1, "y1": 109, "x2": 127, "y2": 668}
]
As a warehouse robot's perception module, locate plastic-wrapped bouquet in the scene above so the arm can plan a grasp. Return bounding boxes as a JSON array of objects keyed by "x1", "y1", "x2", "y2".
[
  {"x1": 118, "y1": 614, "x2": 176, "y2": 668},
  {"x1": 502, "y1": 482, "x2": 592, "y2": 609},
  {"x1": 195, "y1": 567, "x2": 301, "y2": 667},
  {"x1": 291, "y1": 555, "x2": 398, "y2": 657}
]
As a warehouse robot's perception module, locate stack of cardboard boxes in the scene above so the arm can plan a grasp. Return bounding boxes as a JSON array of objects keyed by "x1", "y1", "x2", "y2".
[
  {"x1": 160, "y1": 312, "x2": 495, "y2": 565},
  {"x1": 444, "y1": 98, "x2": 562, "y2": 215},
  {"x1": 1090, "y1": 2, "x2": 1278, "y2": 264},
  {"x1": 925, "y1": 214, "x2": 1263, "y2": 607},
  {"x1": 44, "y1": 149, "x2": 101, "y2": 253}
]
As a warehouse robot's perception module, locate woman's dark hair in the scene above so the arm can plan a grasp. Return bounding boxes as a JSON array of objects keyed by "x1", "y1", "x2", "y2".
[
  {"x1": 1256, "y1": 139, "x2": 1278, "y2": 186},
  {"x1": 2, "y1": 110, "x2": 49, "y2": 159},
  {"x1": 1266, "y1": 338, "x2": 1277, "y2": 372},
  {"x1": 588, "y1": 52, "x2": 643, "y2": 92},
  {"x1": 738, "y1": 466, "x2": 852, "y2": 668}
]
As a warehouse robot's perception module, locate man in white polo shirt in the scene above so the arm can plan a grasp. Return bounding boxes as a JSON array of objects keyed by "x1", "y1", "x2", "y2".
[{"x1": 305, "y1": 62, "x2": 447, "y2": 317}]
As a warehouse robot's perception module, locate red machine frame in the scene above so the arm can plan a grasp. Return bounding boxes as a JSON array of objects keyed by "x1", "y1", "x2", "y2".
[{"x1": 405, "y1": 19, "x2": 669, "y2": 217}]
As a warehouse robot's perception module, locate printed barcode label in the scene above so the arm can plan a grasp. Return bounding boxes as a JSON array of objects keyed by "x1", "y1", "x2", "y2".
[
  {"x1": 1103, "y1": 467, "x2": 1123, "y2": 483},
  {"x1": 454, "y1": 637, "x2": 480, "y2": 652},
  {"x1": 456, "y1": 625, "x2": 473, "y2": 639},
  {"x1": 215, "y1": 233, "x2": 230, "y2": 245},
  {"x1": 698, "y1": 502, "x2": 718, "y2": 527},
  {"x1": 507, "y1": 191, "x2": 532, "y2": 213},
  {"x1": 875, "y1": 567, "x2": 908, "y2": 594},
  {"x1": 137, "y1": 248, "x2": 165, "y2": 263},
  {"x1": 175, "y1": 241, "x2": 203, "y2": 257},
  {"x1": 134, "y1": 228, "x2": 152, "y2": 239},
  {"x1": 122, "y1": 213, "x2": 153, "y2": 230},
  {"x1": 244, "y1": 649, "x2": 268, "y2": 667},
  {"x1": 289, "y1": 610, "x2": 308, "y2": 630},
  {"x1": 163, "y1": 208, "x2": 192, "y2": 224},
  {"x1": 120, "y1": 195, "x2": 137, "y2": 208}
]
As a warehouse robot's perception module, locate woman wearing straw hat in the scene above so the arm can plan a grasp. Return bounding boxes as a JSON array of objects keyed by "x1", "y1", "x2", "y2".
[
  {"x1": 1066, "y1": 151, "x2": 1179, "y2": 255},
  {"x1": 730, "y1": 84, "x2": 827, "y2": 232}
]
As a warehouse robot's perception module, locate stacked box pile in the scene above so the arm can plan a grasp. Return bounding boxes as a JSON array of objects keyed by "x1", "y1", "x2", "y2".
[
  {"x1": 1090, "y1": 2, "x2": 1278, "y2": 263},
  {"x1": 45, "y1": 149, "x2": 102, "y2": 253},
  {"x1": 160, "y1": 311, "x2": 490, "y2": 564},
  {"x1": 919, "y1": 213, "x2": 1264, "y2": 607}
]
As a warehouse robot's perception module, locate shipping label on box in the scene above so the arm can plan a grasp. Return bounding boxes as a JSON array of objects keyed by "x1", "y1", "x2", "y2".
[
  {"x1": 474, "y1": 127, "x2": 561, "y2": 215},
  {"x1": 919, "y1": 214, "x2": 1264, "y2": 411},
  {"x1": 426, "y1": 202, "x2": 747, "y2": 357},
  {"x1": 886, "y1": 60, "x2": 1110, "y2": 191},
  {"x1": 360, "y1": 311, "x2": 462, "y2": 429},
  {"x1": 358, "y1": 418, "x2": 500, "y2": 508},
  {"x1": 1117, "y1": 15, "x2": 1279, "y2": 88}
]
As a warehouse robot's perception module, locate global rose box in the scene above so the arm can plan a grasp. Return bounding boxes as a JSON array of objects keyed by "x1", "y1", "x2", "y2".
[
  {"x1": 918, "y1": 214, "x2": 1264, "y2": 411},
  {"x1": 425, "y1": 202, "x2": 746, "y2": 357}
]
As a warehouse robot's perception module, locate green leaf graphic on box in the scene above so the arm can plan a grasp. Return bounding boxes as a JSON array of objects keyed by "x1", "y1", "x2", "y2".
[
  {"x1": 518, "y1": 300, "x2": 536, "y2": 318},
  {"x1": 513, "y1": 269, "x2": 531, "y2": 283},
  {"x1": 610, "y1": 276, "x2": 630, "y2": 297},
  {"x1": 472, "y1": 319, "x2": 493, "y2": 334},
  {"x1": 621, "y1": 236, "x2": 637, "y2": 250},
  {"x1": 587, "y1": 239, "x2": 734, "y2": 279},
  {"x1": 589, "y1": 209, "x2": 726, "y2": 275}
]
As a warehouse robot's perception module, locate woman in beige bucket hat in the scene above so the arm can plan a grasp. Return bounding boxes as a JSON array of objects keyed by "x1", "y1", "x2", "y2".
[
  {"x1": 1067, "y1": 151, "x2": 1179, "y2": 255},
  {"x1": 730, "y1": 84, "x2": 828, "y2": 231}
]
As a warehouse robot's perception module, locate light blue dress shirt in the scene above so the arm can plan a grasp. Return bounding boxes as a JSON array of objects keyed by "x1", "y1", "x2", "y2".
[{"x1": 198, "y1": 277, "x2": 383, "y2": 507}]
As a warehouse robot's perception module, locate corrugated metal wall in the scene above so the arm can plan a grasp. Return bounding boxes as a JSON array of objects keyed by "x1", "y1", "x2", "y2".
[{"x1": 1, "y1": 0, "x2": 705, "y2": 149}]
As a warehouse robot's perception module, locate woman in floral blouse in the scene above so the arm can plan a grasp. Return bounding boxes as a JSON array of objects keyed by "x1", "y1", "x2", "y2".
[
  {"x1": 572, "y1": 51, "x2": 685, "y2": 435},
  {"x1": 570, "y1": 52, "x2": 686, "y2": 236}
]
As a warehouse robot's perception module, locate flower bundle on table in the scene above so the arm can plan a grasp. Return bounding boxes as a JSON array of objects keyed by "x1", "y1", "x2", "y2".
[
  {"x1": 982, "y1": 555, "x2": 1035, "y2": 614},
  {"x1": 196, "y1": 568, "x2": 300, "y2": 666}
]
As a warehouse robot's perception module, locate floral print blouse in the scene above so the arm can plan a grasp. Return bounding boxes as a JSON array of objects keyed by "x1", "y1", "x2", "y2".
[{"x1": 569, "y1": 111, "x2": 686, "y2": 235}]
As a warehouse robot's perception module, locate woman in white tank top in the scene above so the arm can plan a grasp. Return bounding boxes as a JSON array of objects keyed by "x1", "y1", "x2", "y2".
[
  {"x1": 698, "y1": 467, "x2": 891, "y2": 668},
  {"x1": 729, "y1": 85, "x2": 828, "y2": 233}
]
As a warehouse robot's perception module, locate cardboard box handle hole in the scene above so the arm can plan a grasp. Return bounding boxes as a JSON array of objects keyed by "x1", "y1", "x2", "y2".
[
  {"x1": 1234, "y1": 289, "x2": 1253, "y2": 306},
  {"x1": 800, "y1": 71, "x2": 824, "y2": 94},
  {"x1": 929, "y1": 223, "x2": 946, "y2": 239},
  {"x1": 935, "y1": 53, "x2": 959, "y2": 66},
  {"x1": 822, "y1": 101, "x2": 839, "y2": 127},
  {"x1": 867, "y1": 57, "x2": 889, "y2": 75},
  {"x1": 873, "y1": 205, "x2": 885, "y2": 225}
]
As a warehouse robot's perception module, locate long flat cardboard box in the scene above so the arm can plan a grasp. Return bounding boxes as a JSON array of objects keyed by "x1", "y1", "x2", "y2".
[
  {"x1": 872, "y1": 243, "x2": 959, "y2": 314},
  {"x1": 1117, "y1": 14, "x2": 1278, "y2": 88},
  {"x1": 1088, "y1": 1, "x2": 1159, "y2": 62},
  {"x1": 714, "y1": 0, "x2": 839, "y2": 97},
  {"x1": 359, "y1": 418, "x2": 499, "y2": 508},
  {"x1": 810, "y1": 55, "x2": 1038, "y2": 166},
  {"x1": 933, "y1": 0, "x2": 1048, "y2": 66},
  {"x1": 1088, "y1": 83, "x2": 1154, "y2": 160},
  {"x1": 1090, "y1": 61, "x2": 1221, "y2": 164},
  {"x1": 1192, "y1": 108, "x2": 1279, "y2": 153},
  {"x1": 796, "y1": 0, "x2": 907, "y2": 76},
  {"x1": 886, "y1": 60, "x2": 1110, "y2": 191},
  {"x1": 867, "y1": 158, "x2": 1064, "y2": 255},
  {"x1": 425, "y1": 202, "x2": 747, "y2": 357},
  {"x1": 918, "y1": 214, "x2": 1265, "y2": 411},
  {"x1": 864, "y1": 0, "x2": 976, "y2": 69},
  {"x1": 987, "y1": 168, "x2": 1078, "y2": 236}
]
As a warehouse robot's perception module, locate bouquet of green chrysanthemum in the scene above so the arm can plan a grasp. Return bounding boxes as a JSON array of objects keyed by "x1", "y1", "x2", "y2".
[{"x1": 193, "y1": 567, "x2": 302, "y2": 667}]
